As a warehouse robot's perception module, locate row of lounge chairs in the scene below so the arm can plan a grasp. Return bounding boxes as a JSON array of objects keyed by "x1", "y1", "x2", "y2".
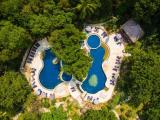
[
  {"x1": 84, "y1": 94, "x2": 100, "y2": 104},
  {"x1": 26, "y1": 42, "x2": 40, "y2": 64},
  {"x1": 114, "y1": 34, "x2": 123, "y2": 45},
  {"x1": 35, "y1": 88, "x2": 55, "y2": 100},
  {"x1": 85, "y1": 26, "x2": 109, "y2": 44},
  {"x1": 70, "y1": 87, "x2": 76, "y2": 92},
  {"x1": 110, "y1": 56, "x2": 122, "y2": 85},
  {"x1": 30, "y1": 67, "x2": 55, "y2": 100}
]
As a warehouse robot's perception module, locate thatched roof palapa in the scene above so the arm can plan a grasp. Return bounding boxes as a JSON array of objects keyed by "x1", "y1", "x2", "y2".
[{"x1": 120, "y1": 20, "x2": 144, "y2": 43}]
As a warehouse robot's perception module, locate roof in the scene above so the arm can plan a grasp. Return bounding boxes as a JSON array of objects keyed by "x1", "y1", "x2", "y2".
[{"x1": 121, "y1": 20, "x2": 144, "y2": 43}]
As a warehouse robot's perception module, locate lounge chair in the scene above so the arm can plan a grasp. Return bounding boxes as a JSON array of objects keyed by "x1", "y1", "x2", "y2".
[
  {"x1": 37, "y1": 89, "x2": 42, "y2": 96},
  {"x1": 32, "y1": 82, "x2": 37, "y2": 88},
  {"x1": 114, "y1": 36, "x2": 119, "y2": 42},
  {"x1": 115, "y1": 61, "x2": 121, "y2": 64},
  {"x1": 93, "y1": 98, "x2": 99, "y2": 104},
  {"x1": 101, "y1": 32, "x2": 107, "y2": 38},
  {"x1": 115, "y1": 66, "x2": 120, "y2": 69},
  {"x1": 87, "y1": 96, "x2": 93, "y2": 101},
  {"x1": 28, "y1": 57, "x2": 33, "y2": 61},
  {"x1": 94, "y1": 27, "x2": 99, "y2": 33},
  {"x1": 116, "y1": 56, "x2": 121, "y2": 59},
  {"x1": 113, "y1": 68, "x2": 117, "y2": 72},
  {"x1": 30, "y1": 51, "x2": 35, "y2": 55},
  {"x1": 29, "y1": 54, "x2": 34, "y2": 58},
  {"x1": 31, "y1": 48, "x2": 36, "y2": 52},
  {"x1": 110, "y1": 79, "x2": 115, "y2": 85},
  {"x1": 26, "y1": 60, "x2": 31, "y2": 63},
  {"x1": 32, "y1": 68, "x2": 36, "y2": 71},
  {"x1": 34, "y1": 43, "x2": 40, "y2": 47},
  {"x1": 116, "y1": 42, "x2": 122, "y2": 45},
  {"x1": 71, "y1": 87, "x2": 76, "y2": 92}
]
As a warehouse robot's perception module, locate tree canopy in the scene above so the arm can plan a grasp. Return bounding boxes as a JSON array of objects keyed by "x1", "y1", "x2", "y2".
[
  {"x1": 0, "y1": 21, "x2": 31, "y2": 62},
  {"x1": 49, "y1": 24, "x2": 92, "y2": 80},
  {"x1": 41, "y1": 106, "x2": 67, "y2": 120},
  {"x1": 0, "y1": 71, "x2": 31, "y2": 115},
  {"x1": 81, "y1": 107, "x2": 117, "y2": 120},
  {"x1": 118, "y1": 43, "x2": 160, "y2": 119}
]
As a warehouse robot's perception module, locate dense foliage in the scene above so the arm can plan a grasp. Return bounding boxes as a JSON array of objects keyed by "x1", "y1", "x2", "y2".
[
  {"x1": 0, "y1": 71, "x2": 31, "y2": 115},
  {"x1": 118, "y1": 43, "x2": 160, "y2": 119},
  {"x1": 81, "y1": 107, "x2": 117, "y2": 120},
  {"x1": 115, "y1": 0, "x2": 160, "y2": 119},
  {"x1": 41, "y1": 106, "x2": 67, "y2": 120},
  {"x1": 49, "y1": 24, "x2": 91, "y2": 80},
  {"x1": 0, "y1": 21, "x2": 31, "y2": 62}
]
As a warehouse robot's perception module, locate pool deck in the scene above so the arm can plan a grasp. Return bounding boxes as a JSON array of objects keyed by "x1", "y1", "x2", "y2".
[
  {"x1": 24, "y1": 25, "x2": 126, "y2": 105},
  {"x1": 24, "y1": 39, "x2": 70, "y2": 99},
  {"x1": 69, "y1": 26, "x2": 125, "y2": 104}
]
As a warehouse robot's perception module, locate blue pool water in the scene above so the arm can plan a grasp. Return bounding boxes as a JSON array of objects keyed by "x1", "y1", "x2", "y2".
[
  {"x1": 39, "y1": 49, "x2": 72, "y2": 89},
  {"x1": 60, "y1": 61, "x2": 72, "y2": 81},
  {"x1": 87, "y1": 35, "x2": 100, "y2": 49},
  {"x1": 81, "y1": 35, "x2": 107, "y2": 94},
  {"x1": 62, "y1": 72, "x2": 72, "y2": 81},
  {"x1": 39, "y1": 49, "x2": 62, "y2": 89}
]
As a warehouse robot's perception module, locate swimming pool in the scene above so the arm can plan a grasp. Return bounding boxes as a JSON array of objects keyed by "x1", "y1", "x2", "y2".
[
  {"x1": 60, "y1": 61, "x2": 72, "y2": 81},
  {"x1": 81, "y1": 35, "x2": 107, "y2": 94},
  {"x1": 39, "y1": 49, "x2": 62, "y2": 89},
  {"x1": 61, "y1": 72, "x2": 72, "y2": 81},
  {"x1": 39, "y1": 49, "x2": 72, "y2": 89}
]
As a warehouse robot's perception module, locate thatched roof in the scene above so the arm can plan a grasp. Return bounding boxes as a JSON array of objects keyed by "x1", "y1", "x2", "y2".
[{"x1": 121, "y1": 20, "x2": 144, "y2": 43}]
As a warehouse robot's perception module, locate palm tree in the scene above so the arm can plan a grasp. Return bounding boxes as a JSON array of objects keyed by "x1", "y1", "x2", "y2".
[
  {"x1": 76, "y1": 0, "x2": 100, "y2": 20},
  {"x1": 58, "y1": 0, "x2": 71, "y2": 8}
]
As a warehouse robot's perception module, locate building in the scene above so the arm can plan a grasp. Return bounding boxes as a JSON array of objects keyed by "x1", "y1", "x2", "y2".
[{"x1": 120, "y1": 20, "x2": 144, "y2": 43}]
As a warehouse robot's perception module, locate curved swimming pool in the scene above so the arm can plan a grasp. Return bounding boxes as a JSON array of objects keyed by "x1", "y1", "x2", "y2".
[
  {"x1": 39, "y1": 49, "x2": 72, "y2": 89},
  {"x1": 81, "y1": 35, "x2": 107, "y2": 94},
  {"x1": 39, "y1": 49, "x2": 62, "y2": 89}
]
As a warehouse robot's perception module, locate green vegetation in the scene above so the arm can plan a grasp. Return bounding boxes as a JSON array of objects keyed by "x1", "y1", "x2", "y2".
[
  {"x1": 81, "y1": 107, "x2": 117, "y2": 120},
  {"x1": 75, "y1": 0, "x2": 101, "y2": 20},
  {"x1": 41, "y1": 106, "x2": 67, "y2": 120},
  {"x1": 0, "y1": 71, "x2": 31, "y2": 116},
  {"x1": 118, "y1": 43, "x2": 160, "y2": 119},
  {"x1": 0, "y1": 0, "x2": 159, "y2": 119},
  {"x1": 115, "y1": 103, "x2": 142, "y2": 120},
  {"x1": 49, "y1": 24, "x2": 92, "y2": 80},
  {"x1": 88, "y1": 75, "x2": 98, "y2": 87}
]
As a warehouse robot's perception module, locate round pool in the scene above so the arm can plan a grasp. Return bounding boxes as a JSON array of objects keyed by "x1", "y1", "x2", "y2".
[
  {"x1": 61, "y1": 72, "x2": 72, "y2": 81},
  {"x1": 87, "y1": 35, "x2": 101, "y2": 49}
]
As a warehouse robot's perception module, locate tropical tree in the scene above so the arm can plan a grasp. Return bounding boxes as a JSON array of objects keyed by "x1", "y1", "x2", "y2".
[
  {"x1": 0, "y1": 21, "x2": 31, "y2": 62},
  {"x1": 18, "y1": 94, "x2": 42, "y2": 120},
  {"x1": 0, "y1": 0, "x2": 24, "y2": 20},
  {"x1": 0, "y1": 71, "x2": 31, "y2": 116},
  {"x1": 117, "y1": 42, "x2": 160, "y2": 119},
  {"x1": 75, "y1": 0, "x2": 101, "y2": 20},
  {"x1": 58, "y1": 0, "x2": 71, "y2": 8},
  {"x1": 49, "y1": 24, "x2": 92, "y2": 80},
  {"x1": 134, "y1": 0, "x2": 160, "y2": 25}
]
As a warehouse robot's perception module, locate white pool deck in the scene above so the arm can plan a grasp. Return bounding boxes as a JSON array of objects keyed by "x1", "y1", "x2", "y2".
[{"x1": 24, "y1": 25, "x2": 126, "y2": 105}]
